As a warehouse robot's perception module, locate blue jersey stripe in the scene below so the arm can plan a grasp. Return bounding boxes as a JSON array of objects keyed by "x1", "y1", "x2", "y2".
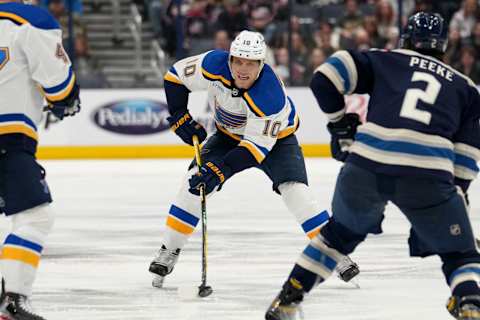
[
  {"x1": 0, "y1": 3, "x2": 59, "y2": 30},
  {"x1": 326, "y1": 57, "x2": 350, "y2": 93},
  {"x1": 356, "y1": 132, "x2": 455, "y2": 160},
  {"x1": 0, "y1": 113, "x2": 37, "y2": 130},
  {"x1": 301, "y1": 211, "x2": 329, "y2": 233},
  {"x1": 455, "y1": 153, "x2": 480, "y2": 172},
  {"x1": 169, "y1": 205, "x2": 199, "y2": 226},
  {"x1": 303, "y1": 245, "x2": 337, "y2": 271},
  {"x1": 287, "y1": 97, "x2": 296, "y2": 126},
  {"x1": 4, "y1": 234, "x2": 43, "y2": 253},
  {"x1": 43, "y1": 67, "x2": 73, "y2": 94},
  {"x1": 215, "y1": 107, "x2": 246, "y2": 123}
]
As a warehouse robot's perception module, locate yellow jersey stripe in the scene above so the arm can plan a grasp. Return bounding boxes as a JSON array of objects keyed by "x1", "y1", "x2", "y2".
[
  {"x1": 243, "y1": 92, "x2": 266, "y2": 117},
  {"x1": 0, "y1": 124, "x2": 38, "y2": 141},
  {"x1": 277, "y1": 114, "x2": 299, "y2": 139},
  {"x1": 201, "y1": 68, "x2": 231, "y2": 87},
  {"x1": 1, "y1": 247, "x2": 40, "y2": 268},
  {"x1": 164, "y1": 72, "x2": 183, "y2": 85},
  {"x1": 216, "y1": 124, "x2": 241, "y2": 141},
  {"x1": 239, "y1": 140, "x2": 265, "y2": 163},
  {"x1": 0, "y1": 12, "x2": 28, "y2": 25},
  {"x1": 44, "y1": 74, "x2": 76, "y2": 102},
  {"x1": 166, "y1": 216, "x2": 195, "y2": 235}
]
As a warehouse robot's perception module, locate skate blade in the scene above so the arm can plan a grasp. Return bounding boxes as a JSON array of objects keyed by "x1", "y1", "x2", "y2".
[
  {"x1": 350, "y1": 278, "x2": 360, "y2": 289},
  {"x1": 152, "y1": 275, "x2": 165, "y2": 288}
]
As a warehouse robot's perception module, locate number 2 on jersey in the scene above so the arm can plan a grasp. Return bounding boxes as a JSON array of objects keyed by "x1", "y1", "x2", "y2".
[
  {"x1": 0, "y1": 47, "x2": 9, "y2": 71},
  {"x1": 400, "y1": 71, "x2": 441, "y2": 125}
]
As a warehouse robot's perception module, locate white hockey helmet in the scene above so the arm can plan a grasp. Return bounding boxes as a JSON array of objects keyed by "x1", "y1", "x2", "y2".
[{"x1": 229, "y1": 30, "x2": 267, "y2": 78}]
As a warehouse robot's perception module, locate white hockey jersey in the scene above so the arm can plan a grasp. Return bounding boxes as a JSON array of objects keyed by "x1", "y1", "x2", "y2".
[
  {"x1": 0, "y1": 3, "x2": 74, "y2": 153},
  {"x1": 164, "y1": 50, "x2": 299, "y2": 163}
]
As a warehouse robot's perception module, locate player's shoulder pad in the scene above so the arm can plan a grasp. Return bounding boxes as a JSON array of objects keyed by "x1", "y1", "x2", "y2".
[
  {"x1": 0, "y1": 3, "x2": 60, "y2": 30},
  {"x1": 243, "y1": 64, "x2": 285, "y2": 117},
  {"x1": 201, "y1": 50, "x2": 233, "y2": 87}
]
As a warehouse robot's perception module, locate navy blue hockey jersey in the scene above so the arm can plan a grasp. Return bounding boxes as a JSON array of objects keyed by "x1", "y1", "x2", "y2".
[{"x1": 313, "y1": 48, "x2": 480, "y2": 183}]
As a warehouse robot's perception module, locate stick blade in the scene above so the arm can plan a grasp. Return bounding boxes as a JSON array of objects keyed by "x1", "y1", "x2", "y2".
[{"x1": 198, "y1": 285, "x2": 213, "y2": 298}]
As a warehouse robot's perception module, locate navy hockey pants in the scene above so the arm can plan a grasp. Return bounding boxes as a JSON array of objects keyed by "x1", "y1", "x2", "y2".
[
  {"x1": 0, "y1": 150, "x2": 52, "y2": 215},
  {"x1": 321, "y1": 162, "x2": 478, "y2": 258},
  {"x1": 190, "y1": 131, "x2": 308, "y2": 194}
]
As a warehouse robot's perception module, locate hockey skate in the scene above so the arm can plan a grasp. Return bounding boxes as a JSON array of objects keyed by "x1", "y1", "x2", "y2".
[
  {"x1": 265, "y1": 278, "x2": 305, "y2": 320},
  {"x1": 447, "y1": 295, "x2": 480, "y2": 320},
  {"x1": 335, "y1": 255, "x2": 360, "y2": 282},
  {"x1": 0, "y1": 292, "x2": 46, "y2": 320},
  {"x1": 149, "y1": 245, "x2": 180, "y2": 288}
]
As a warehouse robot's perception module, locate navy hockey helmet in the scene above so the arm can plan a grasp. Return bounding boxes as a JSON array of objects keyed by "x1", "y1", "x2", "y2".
[{"x1": 399, "y1": 12, "x2": 448, "y2": 54}]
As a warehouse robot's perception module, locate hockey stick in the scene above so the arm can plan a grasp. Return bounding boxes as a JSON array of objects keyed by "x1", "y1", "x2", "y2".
[{"x1": 192, "y1": 135, "x2": 213, "y2": 298}]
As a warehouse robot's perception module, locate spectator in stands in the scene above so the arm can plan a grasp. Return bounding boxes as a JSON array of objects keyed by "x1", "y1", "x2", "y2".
[
  {"x1": 469, "y1": 21, "x2": 480, "y2": 56},
  {"x1": 48, "y1": 0, "x2": 87, "y2": 47},
  {"x1": 339, "y1": 0, "x2": 364, "y2": 33},
  {"x1": 74, "y1": 33, "x2": 110, "y2": 88},
  {"x1": 454, "y1": 46, "x2": 480, "y2": 83},
  {"x1": 354, "y1": 27, "x2": 371, "y2": 51},
  {"x1": 249, "y1": 6, "x2": 277, "y2": 44},
  {"x1": 274, "y1": 47, "x2": 290, "y2": 84},
  {"x1": 146, "y1": 0, "x2": 163, "y2": 38},
  {"x1": 186, "y1": 0, "x2": 211, "y2": 38},
  {"x1": 449, "y1": 0, "x2": 479, "y2": 39},
  {"x1": 312, "y1": 21, "x2": 337, "y2": 57},
  {"x1": 41, "y1": 0, "x2": 83, "y2": 15},
  {"x1": 303, "y1": 47, "x2": 326, "y2": 84},
  {"x1": 362, "y1": 15, "x2": 385, "y2": 48},
  {"x1": 213, "y1": 30, "x2": 231, "y2": 51},
  {"x1": 215, "y1": 0, "x2": 249, "y2": 38},
  {"x1": 375, "y1": 0, "x2": 398, "y2": 49},
  {"x1": 444, "y1": 28, "x2": 463, "y2": 66}
]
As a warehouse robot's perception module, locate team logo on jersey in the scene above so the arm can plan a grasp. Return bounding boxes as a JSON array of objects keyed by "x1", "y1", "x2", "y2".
[
  {"x1": 450, "y1": 224, "x2": 461, "y2": 236},
  {"x1": 0, "y1": 48, "x2": 10, "y2": 71},
  {"x1": 93, "y1": 100, "x2": 170, "y2": 135}
]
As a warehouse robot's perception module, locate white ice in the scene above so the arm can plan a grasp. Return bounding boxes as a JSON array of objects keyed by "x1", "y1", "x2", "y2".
[{"x1": 1, "y1": 159, "x2": 478, "y2": 320}]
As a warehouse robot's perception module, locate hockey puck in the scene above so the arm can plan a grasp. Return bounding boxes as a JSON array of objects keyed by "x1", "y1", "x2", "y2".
[{"x1": 198, "y1": 285, "x2": 213, "y2": 298}]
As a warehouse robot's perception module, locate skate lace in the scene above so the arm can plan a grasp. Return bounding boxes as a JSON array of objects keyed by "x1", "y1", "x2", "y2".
[
  {"x1": 154, "y1": 248, "x2": 179, "y2": 266},
  {"x1": 15, "y1": 295, "x2": 40, "y2": 317}
]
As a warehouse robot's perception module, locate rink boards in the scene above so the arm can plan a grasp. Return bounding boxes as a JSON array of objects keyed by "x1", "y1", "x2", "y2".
[{"x1": 36, "y1": 88, "x2": 369, "y2": 159}]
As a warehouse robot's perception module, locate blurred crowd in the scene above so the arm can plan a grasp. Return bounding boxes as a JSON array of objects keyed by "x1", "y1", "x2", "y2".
[
  {"x1": 31, "y1": 0, "x2": 480, "y2": 87},
  {"x1": 137, "y1": 0, "x2": 480, "y2": 86}
]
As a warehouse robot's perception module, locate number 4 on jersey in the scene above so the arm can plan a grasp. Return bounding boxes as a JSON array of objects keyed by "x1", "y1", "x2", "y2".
[{"x1": 0, "y1": 47, "x2": 9, "y2": 70}]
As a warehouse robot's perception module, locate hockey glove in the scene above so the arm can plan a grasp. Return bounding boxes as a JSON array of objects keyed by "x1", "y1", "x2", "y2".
[
  {"x1": 327, "y1": 113, "x2": 361, "y2": 162},
  {"x1": 188, "y1": 160, "x2": 232, "y2": 195},
  {"x1": 168, "y1": 110, "x2": 207, "y2": 146},
  {"x1": 46, "y1": 83, "x2": 81, "y2": 120}
]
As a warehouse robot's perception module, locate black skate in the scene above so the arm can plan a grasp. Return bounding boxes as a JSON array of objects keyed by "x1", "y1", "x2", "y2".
[
  {"x1": 336, "y1": 256, "x2": 360, "y2": 282},
  {"x1": 149, "y1": 245, "x2": 180, "y2": 288},
  {"x1": 265, "y1": 278, "x2": 305, "y2": 320},
  {"x1": 447, "y1": 295, "x2": 480, "y2": 320},
  {"x1": 0, "y1": 292, "x2": 46, "y2": 320}
]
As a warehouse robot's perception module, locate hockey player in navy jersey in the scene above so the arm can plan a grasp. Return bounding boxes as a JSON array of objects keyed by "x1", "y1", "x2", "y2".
[
  {"x1": 0, "y1": 1, "x2": 80, "y2": 319},
  {"x1": 266, "y1": 12, "x2": 480, "y2": 320},
  {"x1": 148, "y1": 30, "x2": 360, "y2": 287}
]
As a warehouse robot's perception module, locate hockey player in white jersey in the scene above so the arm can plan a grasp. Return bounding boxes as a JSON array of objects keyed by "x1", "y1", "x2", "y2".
[
  {"x1": 0, "y1": 1, "x2": 80, "y2": 319},
  {"x1": 148, "y1": 30, "x2": 359, "y2": 287}
]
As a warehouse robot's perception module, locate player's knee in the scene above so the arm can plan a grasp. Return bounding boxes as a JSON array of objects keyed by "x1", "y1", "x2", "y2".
[
  {"x1": 320, "y1": 219, "x2": 366, "y2": 255},
  {"x1": 11, "y1": 203, "x2": 55, "y2": 236}
]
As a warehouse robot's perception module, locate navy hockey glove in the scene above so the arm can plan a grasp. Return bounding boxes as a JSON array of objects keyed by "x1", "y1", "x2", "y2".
[
  {"x1": 168, "y1": 110, "x2": 207, "y2": 146},
  {"x1": 327, "y1": 113, "x2": 361, "y2": 162},
  {"x1": 188, "y1": 160, "x2": 232, "y2": 195},
  {"x1": 46, "y1": 83, "x2": 81, "y2": 120}
]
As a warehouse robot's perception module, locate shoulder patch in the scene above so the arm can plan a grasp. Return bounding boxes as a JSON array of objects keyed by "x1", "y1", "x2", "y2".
[
  {"x1": 0, "y1": 3, "x2": 59, "y2": 30},
  {"x1": 201, "y1": 50, "x2": 232, "y2": 87},
  {"x1": 243, "y1": 64, "x2": 285, "y2": 117}
]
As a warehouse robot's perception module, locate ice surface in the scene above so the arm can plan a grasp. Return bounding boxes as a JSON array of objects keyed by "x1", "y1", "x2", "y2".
[{"x1": 1, "y1": 159, "x2": 478, "y2": 320}]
